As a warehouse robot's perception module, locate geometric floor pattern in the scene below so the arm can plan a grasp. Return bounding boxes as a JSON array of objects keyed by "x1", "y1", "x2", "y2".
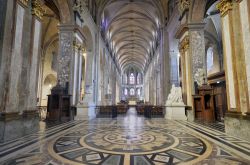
[{"x1": 0, "y1": 108, "x2": 250, "y2": 165}]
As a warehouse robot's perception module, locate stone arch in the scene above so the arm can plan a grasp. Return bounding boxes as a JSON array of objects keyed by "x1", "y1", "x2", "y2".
[
  {"x1": 82, "y1": 26, "x2": 94, "y2": 52},
  {"x1": 41, "y1": 74, "x2": 57, "y2": 106},
  {"x1": 55, "y1": 0, "x2": 74, "y2": 24},
  {"x1": 44, "y1": 74, "x2": 57, "y2": 86},
  {"x1": 81, "y1": 25, "x2": 94, "y2": 98},
  {"x1": 189, "y1": 0, "x2": 207, "y2": 23}
]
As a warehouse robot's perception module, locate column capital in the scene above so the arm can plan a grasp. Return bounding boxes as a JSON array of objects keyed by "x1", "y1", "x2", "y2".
[
  {"x1": 32, "y1": 0, "x2": 46, "y2": 20},
  {"x1": 73, "y1": 40, "x2": 81, "y2": 51},
  {"x1": 217, "y1": 0, "x2": 233, "y2": 17},
  {"x1": 18, "y1": 0, "x2": 29, "y2": 7},
  {"x1": 178, "y1": 0, "x2": 190, "y2": 14},
  {"x1": 179, "y1": 36, "x2": 190, "y2": 53}
]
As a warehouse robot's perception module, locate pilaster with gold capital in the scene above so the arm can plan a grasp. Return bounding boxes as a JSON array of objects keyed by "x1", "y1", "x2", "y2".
[
  {"x1": 31, "y1": 0, "x2": 46, "y2": 20},
  {"x1": 18, "y1": 0, "x2": 29, "y2": 7},
  {"x1": 217, "y1": 0, "x2": 233, "y2": 17}
]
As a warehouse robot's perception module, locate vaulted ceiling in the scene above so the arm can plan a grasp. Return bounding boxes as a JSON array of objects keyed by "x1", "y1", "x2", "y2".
[{"x1": 97, "y1": 0, "x2": 165, "y2": 72}]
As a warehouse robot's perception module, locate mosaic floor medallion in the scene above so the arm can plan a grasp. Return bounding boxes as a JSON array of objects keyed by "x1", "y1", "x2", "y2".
[
  {"x1": 50, "y1": 124, "x2": 212, "y2": 164},
  {"x1": 2, "y1": 109, "x2": 249, "y2": 165}
]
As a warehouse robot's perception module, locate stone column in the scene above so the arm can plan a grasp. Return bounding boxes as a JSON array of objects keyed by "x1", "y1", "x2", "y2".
[
  {"x1": 178, "y1": 24, "x2": 206, "y2": 120},
  {"x1": 72, "y1": 42, "x2": 80, "y2": 106},
  {"x1": 77, "y1": 48, "x2": 84, "y2": 103},
  {"x1": 160, "y1": 27, "x2": 171, "y2": 105},
  {"x1": 217, "y1": 0, "x2": 250, "y2": 141},
  {"x1": 238, "y1": 0, "x2": 250, "y2": 113},
  {"x1": 0, "y1": 0, "x2": 42, "y2": 142},
  {"x1": 189, "y1": 23, "x2": 206, "y2": 85},
  {"x1": 57, "y1": 25, "x2": 74, "y2": 88},
  {"x1": 5, "y1": 2, "x2": 26, "y2": 113},
  {"x1": 26, "y1": 0, "x2": 44, "y2": 112},
  {"x1": 179, "y1": 36, "x2": 190, "y2": 106},
  {"x1": 82, "y1": 51, "x2": 94, "y2": 102},
  {"x1": 217, "y1": 0, "x2": 249, "y2": 113}
]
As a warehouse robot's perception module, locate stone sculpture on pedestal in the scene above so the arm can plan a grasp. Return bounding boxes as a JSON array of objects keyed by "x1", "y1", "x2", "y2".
[{"x1": 165, "y1": 84, "x2": 187, "y2": 120}]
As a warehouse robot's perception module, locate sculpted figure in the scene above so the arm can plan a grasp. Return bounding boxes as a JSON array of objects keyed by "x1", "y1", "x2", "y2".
[{"x1": 166, "y1": 84, "x2": 185, "y2": 106}]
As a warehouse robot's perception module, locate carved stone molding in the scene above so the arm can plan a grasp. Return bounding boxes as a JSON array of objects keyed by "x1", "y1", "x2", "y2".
[
  {"x1": 217, "y1": 0, "x2": 233, "y2": 17},
  {"x1": 19, "y1": 0, "x2": 29, "y2": 7},
  {"x1": 73, "y1": 40, "x2": 81, "y2": 50},
  {"x1": 73, "y1": 0, "x2": 88, "y2": 16},
  {"x1": 32, "y1": 0, "x2": 46, "y2": 20},
  {"x1": 179, "y1": 36, "x2": 190, "y2": 54},
  {"x1": 178, "y1": 0, "x2": 190, "y2": 14}
]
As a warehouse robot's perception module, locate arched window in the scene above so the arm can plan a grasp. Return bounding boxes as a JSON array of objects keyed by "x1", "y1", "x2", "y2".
[
  {"x1": 137, "y1": 73, "x2": 141, "y2": 84},
  {"x1": 137, "y1": 88, "x2": 141, "y2": 96},
  {"x1": 207, "y1": 47, "x2": 214, "y2": 72},
  {"x1": 124, "y1": 75, "x2": 128, "y2": 84},
  {"x1": 129, "y1": 73, "x2": 135, "y2": 84},
  {"x1": 124, "y1": 88, "x2": 128, "y2": 96},
  {"x1": 130, "y1": 88, "x2": 135, "y2": 96}
]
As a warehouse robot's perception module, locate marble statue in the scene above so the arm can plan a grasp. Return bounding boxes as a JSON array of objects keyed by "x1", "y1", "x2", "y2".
[{"x1": 166, "y1": 84, "x2": 185, "y2": 106}]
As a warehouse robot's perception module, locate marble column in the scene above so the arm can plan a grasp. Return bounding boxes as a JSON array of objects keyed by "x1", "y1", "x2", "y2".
[
  {"x1": 217, "y1": 0, "x2": 249, "y2": 113},
  {"x1": 77, "y1": 48, "x2": 83, "y2": 104},
  {"x1": 57, "y1": 25, "x2": 74, "y2": 88},
  {"x1": 5, "y1": 3, "x2": 26, "y2": 113},
  {"x1": 178, "y1": 24, "x2": 206, "y2": 120},
  {"x1": 180, "y1": 48, "x2": 187, "y2": 104},
  {"x1": 27, "y1": 7, "x2": 43, "y2": 112},
  {"x1": 72, "y1": 42, "x2": 80, "y2": 106},
  {"x1": 161, "y1": 27, "x2": 171, "y2": 105},
  {"x1": 238, "y1": 0, "x2": 250, "y2": 113},
  {"x1": 189, "y1": 23, "x2": 206, "y2": 85},
  {"x1": 217, "y1": 0, "x2": 250, "y2": 141},
  {"x1": 84, "y1": 51, "x2": 94, "y2": 95},
  {"x1": 179, "y1": 36, "x2": 191, "y2": 107},
  {"x1": 0, "y1": 0, "x2": 42, "y2": 142}
]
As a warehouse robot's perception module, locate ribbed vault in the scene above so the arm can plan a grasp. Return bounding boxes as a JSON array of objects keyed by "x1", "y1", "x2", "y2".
[{"x1": 97, "y1": 0, "x2": 164, "y2": 72}]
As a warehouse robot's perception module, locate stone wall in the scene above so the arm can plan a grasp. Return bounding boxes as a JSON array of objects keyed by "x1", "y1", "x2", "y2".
[{"x1": 225, "y1": 113, "x2": 250, "y2": 142}]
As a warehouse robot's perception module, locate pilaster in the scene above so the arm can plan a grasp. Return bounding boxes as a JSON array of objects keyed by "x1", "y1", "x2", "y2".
[
  {"x1": 217, "y1": 0, "x2": 250, "y2": 113},
  {"x1": 26, "y1": 0, "x2": 45, "y2": 112}
]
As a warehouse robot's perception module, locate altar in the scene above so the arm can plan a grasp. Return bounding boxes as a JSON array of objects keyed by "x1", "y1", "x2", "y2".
[{"x1": 128, "y1": 100, "x2": 137, "y2": 106}]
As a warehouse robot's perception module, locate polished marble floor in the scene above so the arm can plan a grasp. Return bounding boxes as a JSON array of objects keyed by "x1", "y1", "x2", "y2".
[{"x1": 0, "y1": 108, "x2": 250, "y2": 165}]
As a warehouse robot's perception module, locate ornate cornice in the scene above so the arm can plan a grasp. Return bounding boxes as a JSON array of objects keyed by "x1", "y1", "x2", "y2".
[
  {"x1": 73, "y1": 40, "x2": 81, "y2": 50},
  {"x1": 32, "y1": 0, "x2": 46, "y2": 20},
  {"x1": 19, "y1": 0, "x2": 29, "y2": 7},
  {"x1": 73, "y1": 41, "x2": 86, "y2": 55},
  {"x1": 179, "y1": 36, "x2": 190, "y2": 53},
  {"x1": 217, "y1": 0, "x2": 233, "y2": 17},
  {"x1": 73, "y1": 0, "x2": 88, "y2": 17},
  {"x1": 178, "y1": 0, "x2": 190, "y2": 14}
]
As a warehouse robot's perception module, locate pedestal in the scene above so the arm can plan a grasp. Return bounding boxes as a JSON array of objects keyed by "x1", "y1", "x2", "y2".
[
  {"x1": 165, "y1": 105, "x2": 187, "y2": 120},
  {"x1": 76, "y1": 102, "x2": 96, "y2": 120},
  {"x1": 0, "y1": 111, "x2": 39, "y2": 143}
]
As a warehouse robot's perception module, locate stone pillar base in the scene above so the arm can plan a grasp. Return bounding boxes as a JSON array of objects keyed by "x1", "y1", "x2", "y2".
[
  {"x1": 76, "y1": 102, "x2": 96, "y2": 120},
  {"x1": 0, "y1": 111, "x2": 39, "y2": 143},
  {"x1": 186, "y1": 107, "x2": 195, "y2": 121},
  {"x1": 225, "y1": 112, "x2": 250, "y2": 142},
  {"x1": 165, "y1": 105, "x2": 187, "y2": 120}
]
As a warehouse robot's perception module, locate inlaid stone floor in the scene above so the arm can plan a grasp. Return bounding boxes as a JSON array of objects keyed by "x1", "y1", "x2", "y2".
[{"x1": 0, "y1": 108, "x2": 250, "y2": 165}]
